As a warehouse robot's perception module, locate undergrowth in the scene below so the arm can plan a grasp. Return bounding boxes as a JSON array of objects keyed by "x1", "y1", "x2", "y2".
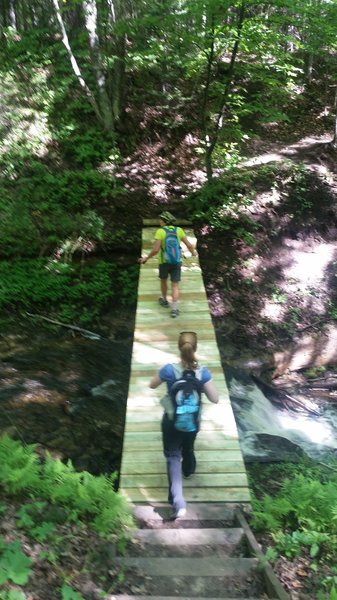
[
  {"x1": 0, "y1": 434, "x2": 134, "y2": 599},
  {"x1": 248, "y1": 459, "x2": 337, "y2": 599},
  {"x1": 0, "y1": 259, "x2": 138, "y2": 327}
]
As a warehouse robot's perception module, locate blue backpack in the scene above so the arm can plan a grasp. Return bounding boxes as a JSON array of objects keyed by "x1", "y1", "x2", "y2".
[
  {"x1": 163, "y1": 226, "x2": 181, "y2": 265},
  {"x1": 170, "y1": 368, "x2": 203, "y2": 433}
]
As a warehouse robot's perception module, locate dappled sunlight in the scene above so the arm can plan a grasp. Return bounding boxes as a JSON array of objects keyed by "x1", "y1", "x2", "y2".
[
  {"x1": 260, "y1": 302, "x2": 285, "y2": 321},
  {"x1": 8, "y1": 378, "x2": 64, "y2": 407},
  {"x1": 260, "y1": 239, "x2": 337, "y2": 323},
  {"x1": 243, "y1": 134, "x2": 332, "y2": 169},
  {"x1": 201, "y1": 403, "x2": 238, "y2": 435},
  {"x1": 132, "y1": 340, "x2": 177, "y2": 366},
  {"x1": 274, "y1": 325, "x2": 337, "y2": 374},
  {"x1": 283, "y1": 241, "x2": 336, "y2": 295},
  {"x1": 135, "y1": 330, "x2": 172, "y2": 343},
  {"x1": 244, "y1": 152, "x2": 283, "y2": 167}
]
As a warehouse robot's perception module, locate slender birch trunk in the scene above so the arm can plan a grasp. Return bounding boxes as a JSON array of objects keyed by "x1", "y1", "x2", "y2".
[
  {"x1": 52, "y1": 0, "x2": 104, "y2": 127},
  {"x1": 83, "y1": 0, "x2": 114, "y2": 133}
]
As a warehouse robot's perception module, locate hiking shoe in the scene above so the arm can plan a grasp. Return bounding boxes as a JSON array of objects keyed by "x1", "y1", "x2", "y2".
[
  {"x1": 171, "y1": 308, "x2": 180, "y2": 318},
  {"x1": 159, "y1": 297, "x2": 169, "y2": 307},
  {"x1": 172, "y1": 507, "x2": 186, "y2": 520}
]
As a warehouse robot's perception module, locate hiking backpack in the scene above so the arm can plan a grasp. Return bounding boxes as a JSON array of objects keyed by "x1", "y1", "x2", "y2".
[
  {"x1": 163, "y1": 226, "x2": 181, "y2": 265},
  {"x1": 170, "y1": 368, "x2": 203, "y2": 433}
]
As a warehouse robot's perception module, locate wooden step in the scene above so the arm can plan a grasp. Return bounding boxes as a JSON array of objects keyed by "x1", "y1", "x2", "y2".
[
  {"x1": 132, "y1": 527, "x2": 244, "y2": 551},
  {"x1": 116, "y1": 556, "x2": 258, "y2": 577},
  {"x1": 122, "y1": 488, "x2": 251, "y2": 503},
  {"x1": 109, "y1": 596, "x2": 262, "y2": 600},
  {"x1": 132, "y1": 502, "x2": 247, "y2": 523},
  {"x1": 114, "y1": 556, "x2": 262, "y2": 598}
]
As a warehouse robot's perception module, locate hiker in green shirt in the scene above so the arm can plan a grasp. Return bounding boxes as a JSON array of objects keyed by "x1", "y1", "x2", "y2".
[{"x1": 139, "y1": 211, "x2": 197, "y2": 318}]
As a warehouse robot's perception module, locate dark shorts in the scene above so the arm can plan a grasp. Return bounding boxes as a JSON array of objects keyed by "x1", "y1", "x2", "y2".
[{"x1": 159, "y1": 263, "x2": 181, "y2": 283}]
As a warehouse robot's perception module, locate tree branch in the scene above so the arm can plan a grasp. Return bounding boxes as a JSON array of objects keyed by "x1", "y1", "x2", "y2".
[{"x1": 26, "y1": 312, "x2": 102, "y2": 340}]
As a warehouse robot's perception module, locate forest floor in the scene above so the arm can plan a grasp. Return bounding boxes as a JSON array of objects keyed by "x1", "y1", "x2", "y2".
[{"x1": 200, "y1": 132, "x2": 337, "y2": 386}]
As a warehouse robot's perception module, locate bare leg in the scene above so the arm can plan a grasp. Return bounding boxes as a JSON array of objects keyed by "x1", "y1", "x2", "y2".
[
  {"x1": 172, "y1": 282, "x2": 179, "y2": 303},
  {"x1": 161, "y1": 278, "x2": 168, "y2": 300}
]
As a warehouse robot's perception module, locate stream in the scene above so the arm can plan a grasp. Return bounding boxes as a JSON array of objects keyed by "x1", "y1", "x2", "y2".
[
  {"x1": 225, "y1": 366, "x2": 337, "y2": 463},
  {"x1": 0, "y1": 311, "x2": 134, "y2": 481},
  {"x1": 2, "y1": 313, "x2": 337, "y2": 483}
]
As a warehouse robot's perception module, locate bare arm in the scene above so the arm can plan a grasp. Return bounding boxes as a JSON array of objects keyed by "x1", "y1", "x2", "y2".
[
  {"x1": 139, "y1": 239, "x2": 162, "y2": 264},
  {"x1": 203, "y1": 380, "x2": 219, "y2": 403},
  {"x1": 181, "y1": 235, "x2": 197, "y2": 256},
  {"x1": 149, "y1": 372, "x2": 162, "y2": 389}
]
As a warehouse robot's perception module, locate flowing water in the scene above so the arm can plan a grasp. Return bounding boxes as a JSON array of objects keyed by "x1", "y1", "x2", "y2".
[{"x1": 225, "y1": 367, "x2": 337, "y2": 462}]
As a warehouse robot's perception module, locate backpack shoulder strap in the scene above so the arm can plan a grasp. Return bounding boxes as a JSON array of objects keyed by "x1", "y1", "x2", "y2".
[
  {"x1": 172, "y1": 364, "x2": 182, "y2": 380},
  {"x1": 195, "y1": 366, "x2": 202, "y2": 380}
]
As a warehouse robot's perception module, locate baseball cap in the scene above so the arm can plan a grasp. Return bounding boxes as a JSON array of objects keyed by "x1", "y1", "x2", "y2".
[{"x1": 159, "y1": 211, "x2": 177, "y2": 224}]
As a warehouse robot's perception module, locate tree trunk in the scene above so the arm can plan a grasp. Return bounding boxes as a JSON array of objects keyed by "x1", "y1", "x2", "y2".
[
  {"x1": 9, "y1": 0, "x2": 16, "y2": 29},
  {"x1": 52, "y1": 0, "x2": 105, "y2": 128},
  {"x1": 332, "y1": 86, "x2": 337, "y2": 148},
  {"x1": 106, "y1": 0, "x2": 127, "y2": 125},
  {"x1": 83, "y1": 0, "x2": 114, "y2": 134},
  {"x1": 204, "y1": 2, "x2": 245, "y2": 181},
  {"x1": 112, "y1": 35, "x2": 126, "y2": 124}
]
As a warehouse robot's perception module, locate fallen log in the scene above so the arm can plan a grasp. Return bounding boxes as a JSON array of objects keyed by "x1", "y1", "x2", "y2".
[
  {"x1": 252, "y1": 375, "x2": 320, "y2": 415},
  {"x1": 26, "y1": 312, "x2": 102, "y2": 340}
]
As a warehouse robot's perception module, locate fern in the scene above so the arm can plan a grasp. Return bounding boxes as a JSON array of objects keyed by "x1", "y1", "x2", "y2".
[
  {"x1": 0, "y1": 434, "x2": 133, "y2": 539},
  {"x1": 0, "y1": 435, "x2": 40, "y2": 494},
  {"x1": 252, "y1": 470, "x2": 337, "y2": 538},
  {"x1": 281, "y1": 475, "x2": 337, "y2": 532},
  {"x1": 251, "y1": 494, "x2": 293, "y2": 531}
]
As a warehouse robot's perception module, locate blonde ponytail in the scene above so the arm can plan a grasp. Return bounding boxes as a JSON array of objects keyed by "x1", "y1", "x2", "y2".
[{"x1": 178, "y1": 332, "x2": 198, "y2": 369}]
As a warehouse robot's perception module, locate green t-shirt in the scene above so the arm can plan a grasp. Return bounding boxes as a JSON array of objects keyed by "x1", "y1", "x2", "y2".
[{"x1": 155, "y1": 226, "x2": 186, "y2": 264}]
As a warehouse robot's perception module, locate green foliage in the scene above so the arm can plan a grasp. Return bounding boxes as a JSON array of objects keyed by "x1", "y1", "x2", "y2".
[
  {"x1": 16, "y1": 502, "x2": 56, "y2": 542},
  {"x1": 251, "y1": 493, "x2": 293, "y2": 531},
  {"x1": 0, "y1": 435, "x2": 41, "y2": 494},
  {"x1": 118, "y1": 266, "x2": 139, "y2": 306},
  {"x1": 187, "y1": 174, "x2": 259, "y2": 244},
  {"x1": 272, "y1": 529, "x2": 330, "y2": 559},
  {"x1": 270, "y1": 286, "x2": 287, "y2": 304},
  {"x1": 250, "y1": 460, "x2": 337, "y2": 592},
  {"x1": 0, "y1": 258, "x2": 137, "y2": 327},
  {"x1": 328, "y1": 301, "x2": 337, "y2": 321},
  {"x1": 0, "y1": 163, "x2": 120, "y2": 258},
  {"x1": 0, "y1": 538, "x2": 32, "y2": 585},
  {"x1": 61, "y1": 585, "x2": 85, "y2": 600},
  {"x1": 303, "y1": 366, "x2": 326, "y2": 379},
  {"x1": 0, "y1": 435, "x2": 133, "y2": 539},
  {"x1": 289, "y1": 163, "x2": 313, "y2": 215},
  {"x1": 0, "y1": 590, "x2": 26, "y2": 600},
  {"x1": 53, "y1": 124, "x2": 115, "y2": 167},
  {"x1": 319, "y1": 577, "x2": 337, "y2": 600},
  {"x1": 252, "y1": 471, "x2": 337, "y2": 534},
  {"x1": 250, "y1": 460, "x2": 337, "y2": 597}
]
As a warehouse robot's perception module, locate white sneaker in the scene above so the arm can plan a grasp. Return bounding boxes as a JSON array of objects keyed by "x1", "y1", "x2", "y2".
[{"x1": 174, "y1": 507, "x2": 186, "y2": 519}]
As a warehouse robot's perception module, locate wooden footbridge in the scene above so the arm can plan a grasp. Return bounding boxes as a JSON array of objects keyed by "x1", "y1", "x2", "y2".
[
  {"x1": 116, "y1": 223, "x2": 291, "y2": 600},
  {"x1": 120, "y1": 222, "x2": 251, "y2": 507}
]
